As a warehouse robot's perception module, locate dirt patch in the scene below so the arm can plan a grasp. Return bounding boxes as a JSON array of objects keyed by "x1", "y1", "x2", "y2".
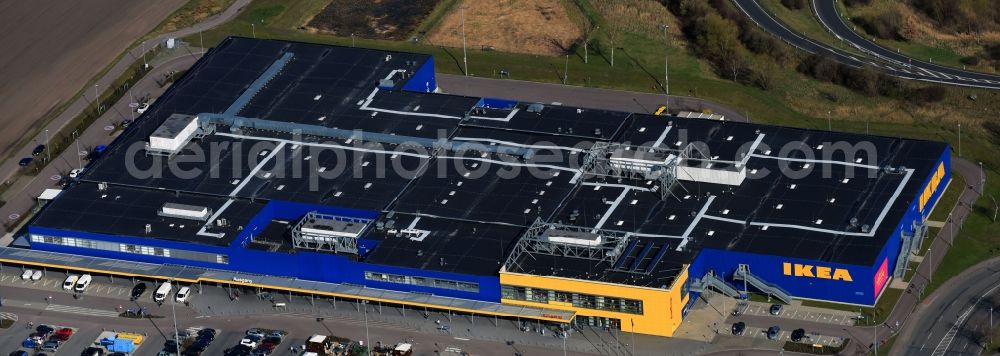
[
  {"x1": 307, "y1": 0, "x2": 440, "y2": 40},
  {"x1": 0, "y1": 0, "x2": 185, "y2": 160},
  {"x1": 155, "y1": 0, "x2": 235, "y2": 35},
  {"x1": 426, "y1": 0, "x2": 583, "y2": 56}
]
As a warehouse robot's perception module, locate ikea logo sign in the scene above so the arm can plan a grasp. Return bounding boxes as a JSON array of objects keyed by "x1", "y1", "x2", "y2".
[
  {"x1": 783, "y1": 263, "x2": 853, "y2": 282},
  {"x1": 919, "y1": 163, "x2": 946, "y2": 213}
]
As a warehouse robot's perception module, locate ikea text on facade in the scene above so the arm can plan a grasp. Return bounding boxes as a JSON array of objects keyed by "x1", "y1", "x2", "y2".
[{"x1": 782, "y1": 262, "x2": 853, "y2": 282}]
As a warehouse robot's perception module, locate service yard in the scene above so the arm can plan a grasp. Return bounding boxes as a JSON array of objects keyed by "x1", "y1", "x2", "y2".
[
  {"x1": 306, "y1": 0, "x2": 441, "y2": 40},
  {"x1": 426, "y1": 0, "x2": 584, "y2": 56}
]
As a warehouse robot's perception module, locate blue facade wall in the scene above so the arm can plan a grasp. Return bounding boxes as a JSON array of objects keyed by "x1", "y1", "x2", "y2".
[
  {"x1": 401, "y1": 57, "x2": 437, "y2": 93},
  {"x1": 687, "y1": 145, "x2": 952, "y2": 306},
  {"x1": 689, "y1": 248, "x2": 878, "y2": 305},
  {"x1": 26, "y1": 199, "x2": 500, "y2": 302}
]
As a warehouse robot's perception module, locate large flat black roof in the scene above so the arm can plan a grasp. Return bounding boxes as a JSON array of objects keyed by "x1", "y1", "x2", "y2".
[{"x1": 31, "y1": 37, "x2": 948, "y2": 288}]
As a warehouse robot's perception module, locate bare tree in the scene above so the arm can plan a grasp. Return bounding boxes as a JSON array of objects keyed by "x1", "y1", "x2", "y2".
[{"x1": 608, "y1": 25, "x2": 620, "y2": 67}]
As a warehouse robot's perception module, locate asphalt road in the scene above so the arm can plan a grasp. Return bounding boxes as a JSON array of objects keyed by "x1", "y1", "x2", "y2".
[
  {"x1": 813, "y1": 0, "x2": 1000, "y2": 87},
  {"x1": 891, "y1": 256, "x2": 1000, "y2": 356},
  {"x1": 732, "y1": 0, "x2": 1000, "y2": 89},
  {"x1": 436, "y1": 74, "x2": 749, "y2": 122}
]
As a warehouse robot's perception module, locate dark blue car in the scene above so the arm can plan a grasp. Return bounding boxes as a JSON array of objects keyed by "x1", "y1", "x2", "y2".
[{"x1": 18, "y1": 157, "x2": 32, "y2": 166}]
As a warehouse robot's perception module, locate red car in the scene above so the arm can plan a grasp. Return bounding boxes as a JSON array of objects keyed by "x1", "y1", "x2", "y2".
[{"x1": 55, "y1": 328, "x2": 73, "y2": 337}]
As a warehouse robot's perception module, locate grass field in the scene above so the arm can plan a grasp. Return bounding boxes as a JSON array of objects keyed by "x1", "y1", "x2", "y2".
[
  {"x1": 835, "y1": 0, "x2": 998, "y2": 73},
  {"x1": 426, "y1": 0, "x2": 583, "y2": 56}
]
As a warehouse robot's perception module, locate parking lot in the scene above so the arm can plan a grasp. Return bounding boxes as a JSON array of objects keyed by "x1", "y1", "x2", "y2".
[
  {"x1": 730, "y1": 325, "x2": 844, "y2": 347},
  {"x1": 738, "y1": 301, "x2": 856, "y2": 326}
]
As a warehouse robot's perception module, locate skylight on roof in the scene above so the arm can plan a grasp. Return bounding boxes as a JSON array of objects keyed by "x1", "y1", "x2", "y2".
[
  {"x1": 707, "y1": 230, "x2": 715, "y2": 236},
  {"x1": 776, "y1": 204, "x2": 784, "y2": 210},
  {"x1": 815, "y1": 219, "x2": 823, "y2": 224}
]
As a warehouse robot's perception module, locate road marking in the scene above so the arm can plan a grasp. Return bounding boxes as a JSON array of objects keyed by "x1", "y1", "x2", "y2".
[
  {"x1": 44, "y1": 304, "x2": 120, "y2": 318},
  {"x1": 453, "y1": 337, "x2": 469, "y2": 341},
  {"x1": 931, "y1": 281, "x2": 1000, "y2": 356}
]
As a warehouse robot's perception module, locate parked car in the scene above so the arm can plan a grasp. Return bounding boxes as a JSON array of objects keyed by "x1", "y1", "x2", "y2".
[
  {"x1": 41, "y1": 340, "x2": 60, "y2": 351},
  {"x1": 18, "y1": 157, "x2": 33, "y2": 166},
  {"x1": 769, "y1": 304, "x2": 782, "y2": 315},
  {"x1": 154, "y1": 281, "x2": 172, "y2": 302},
  {"x1": 69, "y1": 168, "x2": 84, "y2": 178},
  {"x1": 74, "y1": 274, "x2": 92, "y2": 292},
  {"x1": 32, "y1": 144, "x2": 46, "y2": 156},
  {"x1": 31, "y1": 270, "x2": 43, "y2": 281},
  {"x1": 136, "y1": 102, "x2": 150, "y2": 114},
  {"x1": 731, "y1": 321, "x2": 746, "y2": 336},
  {"x1": 81, "y1": 346, "x2": 105, "y2": 356},
  {"x1": 36, "y1": 325, "x2": 55, "y2": 335},
  {"x1": 130, "y1": 282, "x2": 147, "y2": 300},
  {"x1": 767, "y1": 326, "x2": 781, "y2": 340},
  {"x1": 245, "y1": 329, "x2": 264, "y2": 338},
  {"x1": 120, "y1": 119, "x2": 132, "y2": 128},
  {"x1": 9, "y1": 350, "x2": 29, "y2": 356},
  {"x1": 791, "y1": 328, "x2": 806, "y2": 342},
  {"x1": 21, "y1": 269, "x2": 34, "y2": 280}
]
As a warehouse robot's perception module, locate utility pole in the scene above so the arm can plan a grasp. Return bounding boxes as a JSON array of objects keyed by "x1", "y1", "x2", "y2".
[
  {"x1": 461, "y1": 6, "x2": 468, "y2": 76},
  {"x1": 662, "y1": 24, "x2": 670, "y2": 96}
]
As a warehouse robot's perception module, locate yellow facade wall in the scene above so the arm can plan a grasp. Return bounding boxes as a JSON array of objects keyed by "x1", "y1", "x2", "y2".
[{"x1": 500, "y1": 265, "x2": 689, "y2": 337}]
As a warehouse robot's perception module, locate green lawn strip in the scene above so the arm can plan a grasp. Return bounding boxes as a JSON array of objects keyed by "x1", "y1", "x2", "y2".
[
  {"x1": 924, "y1": 177, "x2": 1000, "y2": 298},
  {"x1": 800, "y1": 287, "x2": 902, "y2": 325},
  {"x1": 757, "y1": 0, "x2": 867, "y2": 58},
  {"x1": 834, "y1": 0, "x2": 969, "y2": 70}
]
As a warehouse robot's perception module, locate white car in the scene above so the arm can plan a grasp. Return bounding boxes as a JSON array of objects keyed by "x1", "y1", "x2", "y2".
[
  {"x1": 69, "y1": 168, "x2": 83, "y2": 178},
  {"x1": 31, "y1": 270, "x2": 43, "y2": 281},
  {"x1": 136, "y1": 102, "x2": 150, "y2": 114},
  {"x1": 175, "y1": 286, "x2": 191, "y2": 303},
  {"x1": 239, "y1": 338, "x2": 257, "y2": 348},
  {"x1": 21, "y1": 269, "x2": 33, "y2": 280},
  {"x1": 63, "y1": 275, "x2": 79, "y2": 290}
]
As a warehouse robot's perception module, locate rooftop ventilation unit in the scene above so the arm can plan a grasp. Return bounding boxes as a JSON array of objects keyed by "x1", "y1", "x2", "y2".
[
  {"x1": 146, "y1": 114, "x2": 202, "y2": 157},
  {"x1": 526, "y1": 103, "x2": 545, "y2": 113},
  {"x1": 158, "y1": 203, "x2": 213, "y2": 221},
  {"x1": 290, "y1": 211, "x2": 372, "y2": 254}
]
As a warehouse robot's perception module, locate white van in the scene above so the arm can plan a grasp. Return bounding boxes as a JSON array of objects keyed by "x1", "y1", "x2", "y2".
[
  {"x1": 175, "y1": 286, "x2": 190, "y2": 303},
  {"x1": 154, "y1": 281, "x2": 172, "y2": 302},
  {"x1": 74, "y1": 274, "x2": 92, "y2": 292},
  {"x1": 63, "y1": 275, "x2": 79, "y2": 290},
  {"x1": 21, "y1": 269, "x2": 33, "y2": 280}
]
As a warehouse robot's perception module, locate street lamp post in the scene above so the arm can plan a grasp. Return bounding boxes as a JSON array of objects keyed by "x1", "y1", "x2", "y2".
[
  {"x1": 949, "y1": 212, "x2": 953, "y2": 245},
  {"x1": 563, "y1": 54, "x2": 568, "y2": 84},
  {"x1": 171, "y1": 280, "x2": 180, "y2": 349},
  {"x1": 928, "y1": 248, "x2": 933, "y2": 283},
  {"x1": 363, "y1": 300, "x2": 370, "y2": 352},
  {"x1": 958, "y1": 123, "x2": 962, "y2": 157},
  {"x1": 461, "y1": 6, "x2": 468, "y2": 76},
  {"x1": 94, "y1": 84, "x2": 100, "y2": 113},
  {"x1": 141, "y1": 41, "x2": 147, "y2": 68},
  {"x1": 662, "y1": 24, "x2": 670, "y2": 97},
  {"x1": 827, "y1": 111, "x2": 832, "y2": 131},
  {"x1": 44, "y1": 129, "x2": 50, "y2": 162},
  {"x1": 74, "y1": 131, "x2": 82, "y2": 169},
  {"x1": 251, "y1": 23, "x2": 256, "y2": 38}
]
